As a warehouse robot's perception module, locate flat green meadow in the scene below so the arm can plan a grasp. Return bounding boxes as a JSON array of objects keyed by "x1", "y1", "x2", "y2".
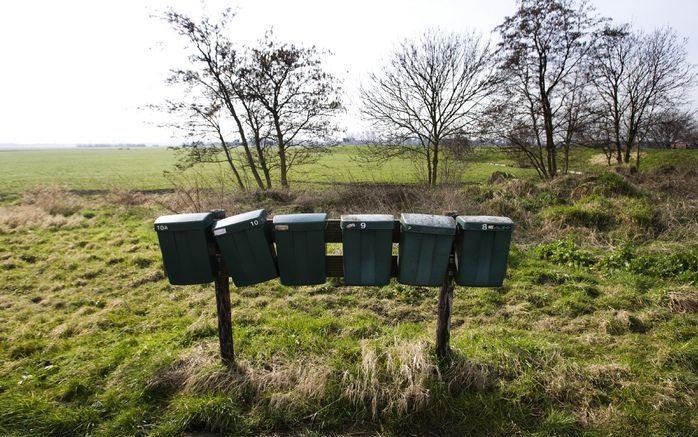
[
  {"x1": 0, "y1": 147, "x2": 696, "y2": 436},
  {"x1": 0, "y1": 146, "x2": 557, "y2": 193}
]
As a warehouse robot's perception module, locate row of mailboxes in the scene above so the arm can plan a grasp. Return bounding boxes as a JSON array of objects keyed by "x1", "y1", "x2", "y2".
[{"x1": 154, "y1": 211, "x2": 514, "y2": 288}]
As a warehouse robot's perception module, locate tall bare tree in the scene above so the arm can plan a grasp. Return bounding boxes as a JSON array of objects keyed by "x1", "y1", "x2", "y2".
[
  {"x1": 164, "y1": 10, "x2": 270, "y2": 190},
  {"x1": 496, "y1": 0, "x2": 602, "y2": 179},
  {"x1": 589, "y1": 25, "x2": 696, "y2": 169},
  {"x1": 647, "y1": 109, "x2": 697, "y2": 149},
  {"x1": 360, "y1": 29, "x2": 498, "y2": 186},
  {"x1": 239, "y1": 32, "x2": 342, "y2": 188}
]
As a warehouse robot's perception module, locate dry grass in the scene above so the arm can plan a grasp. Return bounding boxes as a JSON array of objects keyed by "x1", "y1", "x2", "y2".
[
  {"x1": 633, "y1": 166, "x2": 698, "y2": 200},
  {"x1": 0, "y1": 205, "x2": 84, "y2": 232},
  {"x1": 342, "y1": 339, "x2": 491, "y2": 419},
  {"x1": 600, "y1": 310, "x2": 647, "y2": 335},
  {"x1": 21, "y1": 187, "x2": 85, "y2": 216},
  {"x1": 145, "y1": 342, "x2": 332, "y2": 412},
  {"x1": 342, "y1": 339, "x2": 438, "y2": 419},
  {"x1": 0, "y1": 187, "x2": 90, "y2": 232},
  {"x1": 144, "y1": 338, "x2": 493, "y2": 423},
  {"x1": 590, "y1": 153, "x2": 614, "y2": 166},
  {"x1": 667, "y1": 287, "x2": 698, "y2": 314}
]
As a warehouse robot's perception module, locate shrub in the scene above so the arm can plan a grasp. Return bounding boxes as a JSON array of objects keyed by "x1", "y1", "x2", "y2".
[
  {"x1": 541, "y1": 201, "x2": 613, "y2": 230},
  {"x1": 535, "y1": 238, "x2": 597, "y2": 267},
  {"x1": 592, "y1": 172, "x2": 640, "y2": 197},
  {"x1": 628, "y1": 251, "x2": 698, "y2": 282},
  {"x1": 601, "y1": 244, "x2": 698, "y2": 282},
  {"x1": 618, "y1": 197, "x2": 659, "y2": 230},
  {"x1": 520, "y1": 190, "x2": 561, "y2": 212},
  {"x1": 598, "y1": 242, "x2": 635, "y2": 270}
]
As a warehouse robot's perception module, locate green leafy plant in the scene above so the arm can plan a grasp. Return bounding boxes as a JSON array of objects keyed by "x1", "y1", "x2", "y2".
[{"x1": 534, "y1": 238, "x2": 597, "y2": 267}]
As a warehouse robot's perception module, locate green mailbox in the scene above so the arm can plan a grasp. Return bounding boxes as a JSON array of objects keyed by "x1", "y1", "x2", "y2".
[
  {"x1": 273, "y1": 213, "x2": 327, "y2": 285},
  {"x1": 212, "y1": 209, "x2": 277, "y2": 287},
  {"x1": 398, "y1": 213, "x2": 456, "y2": 286},
  {"x1": 455, "y1": 216, "x2": 514, "y2": 287},
  {"x1": 154, "y1": 212, "x2": 216, "y2": 285},
  {"x1": 340, "y1": 214, "x2": 394, "y2": 286}
]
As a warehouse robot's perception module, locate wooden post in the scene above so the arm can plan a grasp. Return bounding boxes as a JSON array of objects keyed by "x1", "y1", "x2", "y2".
[
  {"x1": 436, "y1": 270, "x2": 455, "y2": 359},
  {"x1": 436, "y1": 211, "x2": 458, "y2": 359},
  {"x1": 210, "y1": 209, "x2": 234, "y2": 366}
]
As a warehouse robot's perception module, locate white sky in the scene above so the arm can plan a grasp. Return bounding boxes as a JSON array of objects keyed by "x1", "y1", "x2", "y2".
[{"x1": 0, "y1": 0, "x2": 697, "y2": 145}]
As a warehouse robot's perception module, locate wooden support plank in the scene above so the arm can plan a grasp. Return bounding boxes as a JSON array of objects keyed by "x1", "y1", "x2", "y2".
[
  {"x1": 325, "y1": 255, "x2": 344, "y2": 277},
  {"x1": 214, "y1": 254, "x2": 234, "y2": 366},
  {"x1": 436, "y1": 266, "x2": 455, "y2": 359},
  {"x1": 326, "y1": 254, "x2": 399, "y2": 277},
  {"x1": 211, "y1": 209, "x2": 234, "y2": 366}
]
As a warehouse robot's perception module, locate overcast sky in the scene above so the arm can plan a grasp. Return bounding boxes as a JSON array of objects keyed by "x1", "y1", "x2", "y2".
[{"x1": 1, "y1": 0, "x2": 697, "y2": 145}]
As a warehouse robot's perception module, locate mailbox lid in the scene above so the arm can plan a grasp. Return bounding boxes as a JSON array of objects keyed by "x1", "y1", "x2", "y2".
[
  {"x1": 213, "y1": 209, "x2": 267, "y2": 235},
  {"x1": 457, "y1": 216, "x2": 514, "y2": 231},
  {"x1": 273, "y1": 213, "x2": 327, "y2": 231},
  {"x1": 340, "y1": 214, "x2": 394, "y2": 230},
  {"x1": 400, "y1": 213, "x2": 456, "y2": 236},
  {"x1": 154, "y1": 212, "x2": 215, "y2": 232}
]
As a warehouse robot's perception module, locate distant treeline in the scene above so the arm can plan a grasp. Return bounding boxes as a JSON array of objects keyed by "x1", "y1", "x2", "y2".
[{"x1": 77, "y1": 144, "x2": 148, "y2": 148}]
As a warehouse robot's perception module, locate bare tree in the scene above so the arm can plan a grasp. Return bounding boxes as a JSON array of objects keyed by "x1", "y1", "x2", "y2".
[
  {"x1": 239, "y1": 32, "x2": 342, "y2": 188},
  {"x1": 589, "y1": 25, "x2": 696, "y2": 169},
  {"x1": 164, "y1": 9, "x2": 270, "y2": 190},
  {"x1": 647, "y1": 109, "x2": 698, "y2": 149},
  {"x1": 495, "y1": 0, "x2": 602, "y2": 179},
  {"x1": 360, "y1": 29, "x2": 498, "y2": 186}
]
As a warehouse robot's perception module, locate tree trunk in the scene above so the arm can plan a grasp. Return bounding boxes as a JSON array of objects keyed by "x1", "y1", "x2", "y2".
[
  {"x1": 253, "y1": 135, "x2": 273, "y2": 189},
  {"x1": 278, "y1": 145, "x2": 288, "y2": 188},
  {"x1": 541, "y1": 102, "x2": 557, "y2": 177},
  {"x1": 221, "y1": 143, "x2": 246, "y2": 191},
  {"x1": 623, "y1": 120, "x2": 635, "y2": 164},
  {"x1": 432, "y1": 142, "x2": 440, "y2": 186},
  {"x1": 424, "y1": 145, "x2": 432, "y2": 186},
  {"x1": 635, "y1": 141, "x2": 641, "y2": 172},
  {"x1": 271, "y1": 114, "x2": 289, "y2": 189},
  {"x1": 613, "y1": 96, "x2": 624, "y2": 165}
]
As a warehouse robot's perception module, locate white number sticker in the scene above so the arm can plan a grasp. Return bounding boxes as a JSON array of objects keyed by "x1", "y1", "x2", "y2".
[
  {"x1": 156, "y1": 225, "x2": 169, "y2": 231},
  {"x1": 360, "y1": 222, "x2": 367, "y2": 229},
  {"x1": 250, "y1": 219, "x2": 259, "y2": 226},
  {"x1": 482, "y1": 224, "x2": 488, "y2": 230}
]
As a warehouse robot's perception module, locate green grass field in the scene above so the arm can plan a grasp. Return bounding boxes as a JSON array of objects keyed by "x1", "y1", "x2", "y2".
[
  {"x1": 0, "y1": 148, "x2": 180, "y2": 193},
  {"x1": 0, "y1": 145, "x2": 651, "y2": 193},
  {"x1": 0, "y1": 147, "x2": 696, "y2": 436},
  {"x1": 1, "y1": 146, "x2": 528, "y2": 192},
  {"x1": 1, "y1": 146, "x2": 695, "y2": 194}
]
